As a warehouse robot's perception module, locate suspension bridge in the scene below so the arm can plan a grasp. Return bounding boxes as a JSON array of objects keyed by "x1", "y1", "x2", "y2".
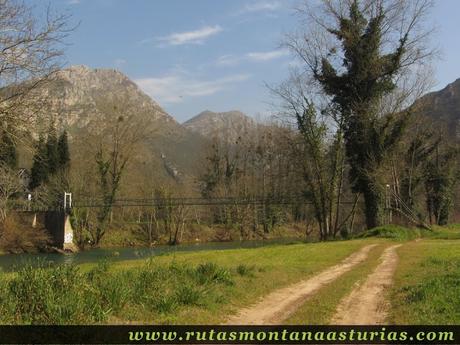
[{"x1": 14, "y1": 187, "x2": 431, "y2": 252}]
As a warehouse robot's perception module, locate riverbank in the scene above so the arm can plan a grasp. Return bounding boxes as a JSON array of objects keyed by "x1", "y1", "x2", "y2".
[
  {"x1": 0, "y1": 224, "x2": 458, "y2": 324},
  {"x1": 96, "y1": 223, "x2": 310, "y2": 248}
]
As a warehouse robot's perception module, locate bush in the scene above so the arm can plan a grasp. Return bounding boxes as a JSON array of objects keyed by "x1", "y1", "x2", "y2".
[
  {"x1": 175, "y1": 284, "x2": 203, "y2": 306},
  {"x1": 236, "y1": 264, "x2": 255, "y2": 277},
  {"x1": 0, "y1": 214, "x2": 50, "y2": 254},
  {"x1": 194, "y1": 262, "x2": 233, "y2": 285}
]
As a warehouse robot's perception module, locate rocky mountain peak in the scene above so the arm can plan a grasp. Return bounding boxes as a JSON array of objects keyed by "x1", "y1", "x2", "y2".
[
  {"x1": 415, "y1": 78, "x2": 460, "y2": 139},
  {"x1": 38, "y1": 65, "x2": 173, "y2": 130},
  {"x1": 183, "y1": 110, "x2": 255, "y2": 141}
]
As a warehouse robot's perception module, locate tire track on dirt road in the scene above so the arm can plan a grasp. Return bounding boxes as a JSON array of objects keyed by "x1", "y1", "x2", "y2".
[
  {"x1": 226, "y1": 244, "x2": 378, "y2": 325},
  {"x1": 331, "y1": 244, "x2": 402, "y2": 325}
]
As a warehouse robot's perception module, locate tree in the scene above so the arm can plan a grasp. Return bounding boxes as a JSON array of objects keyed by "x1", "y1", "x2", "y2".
[
  {"x1": 424, "y1": 141, "x2": 459, "y2": 225},
  {"x1": 398, "y1": 118, "x2": 438, "y2": 213},
  {"x1": 0, "y1": 0, "x2": 72, "y2": 141},
  {"x1": 58, "y1": 130, "x2": 70, "y2": 170},
  {"x1": 29, "y1": 135, "x2": 48, "y2": 190},
  {"x1": 89, "y1": 97, "x2": 155, "y2": 246},
  {"x1": 45, "y1": 124, "x2": 59, "y2": 175},
  {"x1": 0, "y1": 163, "x2": 22, "y2": 221},
  {"x1": 0, "y1": 128, "x2": 17, "y2": 169},
  {"x1": 284, "y1": 0, "x2": 434, "y2": 229},
  {"x1": 29, "y1": 125, "x2": 70, "y2": 191}
]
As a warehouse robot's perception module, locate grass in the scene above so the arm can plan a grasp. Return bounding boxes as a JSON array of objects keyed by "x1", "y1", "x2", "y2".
[
  {"x1": 0, "y1": 259, "x2": 236, "y2": 324},
  {"x1": 356, "y1": 224, "x2": 430, "y2": 241},
  {"x1": 0, "y1": 239, "x2": 376, "y2": 324},
  {"x1": 429, "y1": 224, "x2": 460, "y2": 239},
  {"x1": 284, "y1": 244, "x2": 387, "y2": 324},
  {"x1": 389, "y1": 239, "x2": 460, "y2": 324}
]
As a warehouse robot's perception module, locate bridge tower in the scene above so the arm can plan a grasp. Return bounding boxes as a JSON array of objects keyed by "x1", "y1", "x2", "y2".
[{"x1": 63, "y1": 192, "x2": 77, "y2": 252}]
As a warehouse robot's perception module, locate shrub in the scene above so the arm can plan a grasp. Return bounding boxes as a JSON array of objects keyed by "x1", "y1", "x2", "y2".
[
  {"x1": 194, "y1": 262, "x2": 233, "y2": 285},
  {"x1": 0, "y1": 214, "x2": 50, "y2": 253},
  {"x1": 175, "y1": 284, "x2": 203, "y2": 306},
  {"x1": 236, "y1": 264, "x2": 255, "y2": 277}
]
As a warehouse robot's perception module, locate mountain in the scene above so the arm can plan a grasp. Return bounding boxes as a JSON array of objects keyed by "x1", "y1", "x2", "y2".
[
  {"x1": 414, "y1": 78, "x2": 460, "y2": 139},
  {"x1": 23, "y1": 65, "x2": 207, "y2": 190},
  {"x1": 183, "y1": 110, "x2": 255, "y2": 143}
]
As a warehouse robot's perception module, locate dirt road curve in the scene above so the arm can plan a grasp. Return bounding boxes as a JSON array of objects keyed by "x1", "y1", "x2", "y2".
[
  {"x1": 226, "y1": 244, "x2": 377, "y2": 325},
  {"x1": 331, "y1": 244, "x2": 402, "y2": 325}
]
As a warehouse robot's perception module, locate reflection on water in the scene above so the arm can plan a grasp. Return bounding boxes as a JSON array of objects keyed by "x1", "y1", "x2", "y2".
[{"x1": 0, "y1": 238, "x2": 302, "y2": 272}]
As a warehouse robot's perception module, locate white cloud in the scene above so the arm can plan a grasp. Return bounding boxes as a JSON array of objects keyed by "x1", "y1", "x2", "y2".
[
  {"x1": 242, "y1": 1, "x2": 282, "y2": 13},
  {"x1": 216, "y1": 54, "x2": 243, "y2": 66},
  {"x1": 216, "y1": 50, "x2": 289, "y2": 66},
  {"x1": 135, "y1": 72, "x2": 250, "y2": 104},
  {"x1": 247, "y1": 50, "x2": 289, "y2": 61},
  {"x1": 157, "y1": 25, "x2": 223, "y2": 46}
]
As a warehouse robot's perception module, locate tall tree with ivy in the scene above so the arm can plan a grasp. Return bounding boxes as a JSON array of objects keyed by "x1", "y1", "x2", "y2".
[{"x1": 284, "y1": 0, "x2": 434, "y2": 228}]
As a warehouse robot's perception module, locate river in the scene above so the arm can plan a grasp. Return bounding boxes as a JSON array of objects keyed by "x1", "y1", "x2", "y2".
[{"x1": 0, "y1": 238, "x2": 302, "y2": 272}]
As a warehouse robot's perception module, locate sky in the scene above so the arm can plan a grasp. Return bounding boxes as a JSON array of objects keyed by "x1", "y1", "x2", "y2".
[{"x1": 32, "y1": 0, "x2": 460, "y2": 123}]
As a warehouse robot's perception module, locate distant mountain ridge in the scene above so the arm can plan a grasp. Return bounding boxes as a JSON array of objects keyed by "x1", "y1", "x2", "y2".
[
  {"x1": 415, "y1": 78, "x2": 460, "y2": 139},
  {"x1": 22, "y1": 65, "x2": 257, "y2": 189},
  {"x1": 37, "y1": 65, "x2": 175, "y2": 131},
  {"x1": 183, "y1": 110, "x2": 255, "y2": 142}
]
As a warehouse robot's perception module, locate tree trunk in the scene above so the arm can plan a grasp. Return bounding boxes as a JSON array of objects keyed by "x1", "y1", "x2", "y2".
[{"x1": 363, "y1": 186, "x2": 384, "y2": 229}]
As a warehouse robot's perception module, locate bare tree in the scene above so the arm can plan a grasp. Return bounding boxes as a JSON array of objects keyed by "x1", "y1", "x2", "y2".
[
  {"x1": 88, "y1": 97, "x2": 156, "y2": 246},
  {"x1": 0, "y1": 0, "x2": 72, "y2": 136},
  {"x1": 0, "y1": 163, "x2": 22, "y2": 221}
]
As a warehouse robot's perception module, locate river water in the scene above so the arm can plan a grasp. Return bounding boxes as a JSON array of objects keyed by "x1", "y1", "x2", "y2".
[{"x1": 0, "y1": 238, "x2": 302, "y2": 272}]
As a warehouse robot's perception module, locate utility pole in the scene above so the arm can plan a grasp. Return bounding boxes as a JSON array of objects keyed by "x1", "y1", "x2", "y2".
[{"x1": 385, "y1": 184, "x2": 392, "y2": 224}]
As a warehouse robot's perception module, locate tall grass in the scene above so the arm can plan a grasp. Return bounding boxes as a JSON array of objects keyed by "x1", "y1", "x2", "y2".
[{"x1": 0, "y1": 259, "x2": 241, "y2": 324}]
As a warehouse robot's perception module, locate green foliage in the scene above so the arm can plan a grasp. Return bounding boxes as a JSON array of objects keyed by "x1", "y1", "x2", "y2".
[
  {"x1": 0, "y1": 260, "x2": 238, "y2": 324},
  {"x1": 29, "y1": 125, "x2": 71, "y2": 191},
  {"x1": 0, "y1": 129, "x2": 17, "y2": 169},
  {"x1": 193, "y1": 262, "x2": 234, "y2": 285},
  {"x1": 45, "y1": 124, "x2": 59, "y2": 175},
  {"x1": 236, "y1": 264, "x2": 255, "y2": 277},
  {"x1": 8, "y1": 263, "x2": 106, "y2": 324},
  {"x1": 58, "y1": 130, "x2": 70, "y2": 170},
  {"x1": 29, "y1": 135, "x2": 48, "y2": 190},
  {"x1": 175, "y1": 284, "x2": 203, "y2": 306}
]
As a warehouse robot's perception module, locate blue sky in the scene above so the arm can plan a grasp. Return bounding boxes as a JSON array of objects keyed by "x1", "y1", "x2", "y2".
[{"x1": 37, "y1": 0, "x2": 460, "y2": 123}]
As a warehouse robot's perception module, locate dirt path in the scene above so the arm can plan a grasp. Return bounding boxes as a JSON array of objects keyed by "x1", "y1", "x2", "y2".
[
  {"x1": 331, "y1": 244, "x2": 402, "y2": 325},
  {"x1": 226, "y1": 244, "x2": 377, "y2": 325}
]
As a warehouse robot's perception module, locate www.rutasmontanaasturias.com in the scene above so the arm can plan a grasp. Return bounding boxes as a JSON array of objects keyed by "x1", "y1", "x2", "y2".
[{"x1": 127, "y1": 327, "x2": 455, "y2": 343}]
